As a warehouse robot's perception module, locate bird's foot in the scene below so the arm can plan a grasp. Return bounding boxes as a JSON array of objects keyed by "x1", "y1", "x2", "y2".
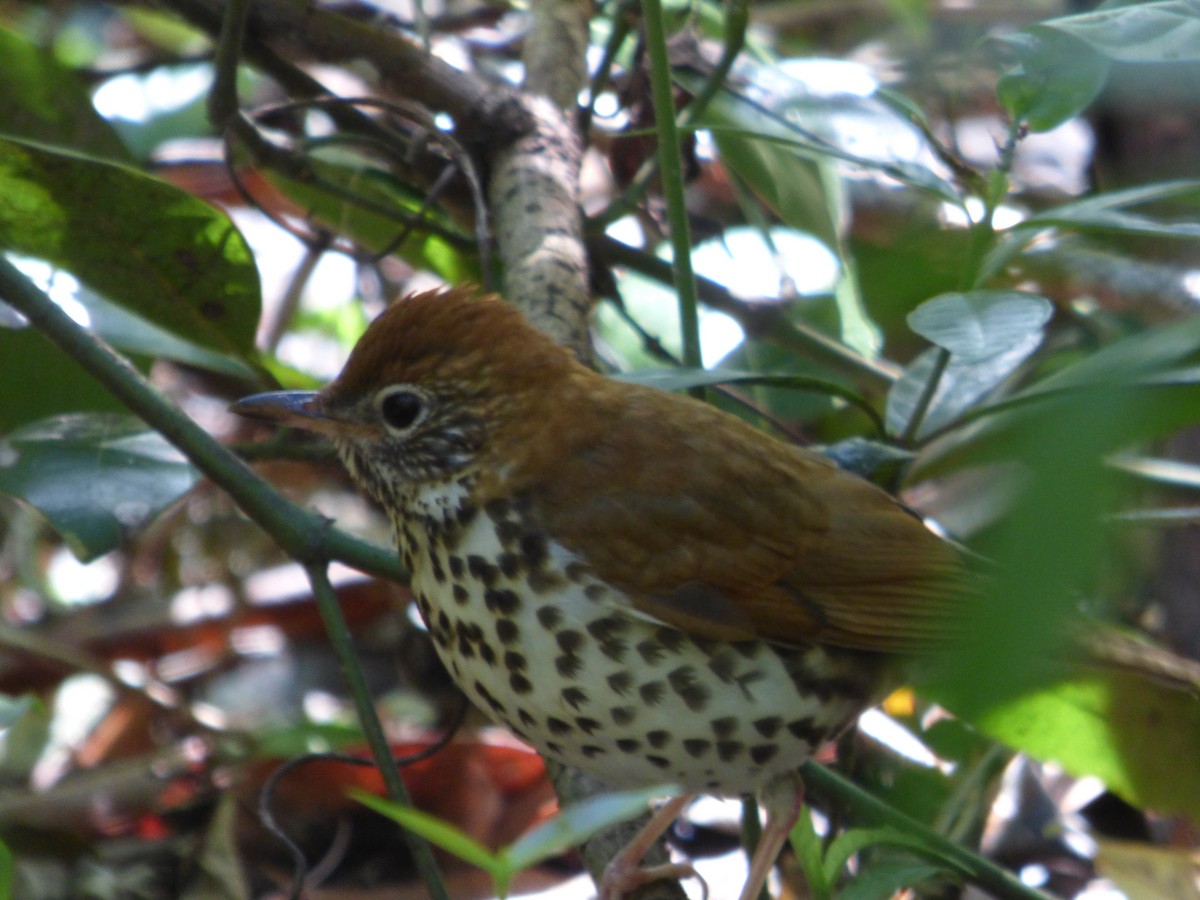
[
  {"x1": 597, "y1": 793, "x2": 700, "y2": 898},
  {"x1": 598, "y1": 859, "x2": 705, "y2": 899}
]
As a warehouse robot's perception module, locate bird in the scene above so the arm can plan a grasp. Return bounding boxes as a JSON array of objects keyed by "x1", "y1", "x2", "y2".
[{"x1": 232, "y1": 286, "x2": 973, "y2": 899}]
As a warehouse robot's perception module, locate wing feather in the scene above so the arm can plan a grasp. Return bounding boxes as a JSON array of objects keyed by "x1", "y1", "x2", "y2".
[{"x1": 508, "y1": 380, "x2": 965, "y2": 653}]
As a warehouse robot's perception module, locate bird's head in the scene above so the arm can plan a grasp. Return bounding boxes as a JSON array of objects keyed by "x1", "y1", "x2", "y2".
[{"x1": 232, "y1": 287, "x2": 582, "y2": 508}]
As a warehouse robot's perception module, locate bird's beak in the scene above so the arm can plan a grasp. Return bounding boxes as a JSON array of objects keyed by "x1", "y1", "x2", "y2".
[{"x1": 230, "y1": 390, "x2": 339, "y2": 435}]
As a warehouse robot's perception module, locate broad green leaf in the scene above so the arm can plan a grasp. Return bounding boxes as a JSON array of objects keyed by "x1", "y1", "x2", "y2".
[
  {"x1": 919, "y1": 384, "x2": 1189, "y2": 728},
  {"x1": 886, "y1": 333, "x2": 1042, "y2": 439},
  {"x1": 79, "y1": 285, "x2": 261, "y2": 381},
  {"x1": 0, "y1": 27, "x2": 131, "y2": 162},
  {"x1": 974, "y1": 671, "x2": 1200, "y2": 820},
  {"x1": 996, "y1": 29, "x2": 1109, "y2": 132},
  {"x1": 506, "y1": 785, "x2": 678, "y2": 870},
  {"x1": 0, "y1": 322, "x2": 128, "y2": 430},
  {"x1": 824, "y1": 826, "x2": 954, "y2": 881},
  {"x1": 709, "y1": 122, "x2": 838, "y2": 249},
  {"x1": 837, "y1": 863, "x2": 946, "y2": 900},
  {"x1": 998, "y1": 2, "x2": 1200, "y2": 131},
  {"x1": 0, "y1": 138, "x2": 260, "y2": 358},
  {"x1": 1029, "y1": 314, "x2": 1200, "y2": 393},
  {"x1": 0, "y1": 414, "x2": 199, "y2": 560},
  {"x1": 914, "y1": 316, "x2": 1200, "y2": 475},
  {"x1": 890, "y1": 293, "x2": 1046, "y2": 439},
  {"x1": 907, "y1": 291, "x2": 1052, "y2": 361},
  {"x1": 1040, "y1": 0, "x2": 1200, "y2": 63}
]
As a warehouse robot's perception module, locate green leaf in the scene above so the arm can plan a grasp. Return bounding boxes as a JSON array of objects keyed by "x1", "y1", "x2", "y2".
[
  {"x1": 837, "y1": 863, "x2": 946, "y2": 900},
  {"x1": 789, "y1": 810, "x2": 831, "y2": 900},
  {"x1": 907, "y1": 291, "x2": 1053, "y2": 361},
  {"x1": 0, "y1": 27, "x2": 131, "y2": 162},
  {"x1": 264, "y1": 155, "x2": 474, "y2": 281},
  {"x1": 887, "y1": 334, "x2": 1042, "y2": 439},
  {"x1": 996, "y1": 29, "x2": 1109, "y2": 132},
  {"x1": 0, "y1": 320, "x2": 129, "y2": 430},
  {"x1": 1040, "y1": 0, "x2": 1200, "y2": 63},
  {"x1": 1015, "y1": 178, "x2": 1200, "y2": 240},
  {"x1": 689, "y1": 61, "x2": 959, "y2": 203},
  {"x1": 974, "y1": 671, "x2": 1200, "y2": 820},
  {"x1": 78, "y1": 285, "x2": 262, "y2": 381},
  {"x1": 709, "y1": 123, "x2": 838, "y2": 249},
  {"x1": 351, "y1": 790, "x2": 503, "y2": 874},
  {"x1": 0, "y1": 138, "x2": 260, "y2": 358},
  {"x1": 0, "y1": 414, "x2": 199, "y2": 560},
  {"x1": 823, "y1": 826, "x2": 954, "y2": 881},
  {"x1": 0, "y1": 834, "x2": 11, "y2": 900},
  {"x1": 997, "y1": 2, "x2": 1200, "y2": 131},
  {"x1": 889, "y1": 292, "x2": 1052, "y2": 438},
  {"x1": 919, "y1": 381, "x2": 1193, "y2": 720},
  {"x1": 506, "y1": 785, "x2": 678, "y2": 871}
]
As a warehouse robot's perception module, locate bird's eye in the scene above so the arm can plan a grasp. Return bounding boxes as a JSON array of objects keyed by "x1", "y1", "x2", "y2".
[{"x1": 377, "y1": 388, "x2": 425, "y2": 431}]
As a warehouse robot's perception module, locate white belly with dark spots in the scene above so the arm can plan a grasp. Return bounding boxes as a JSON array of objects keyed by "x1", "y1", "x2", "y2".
[{"x1": 405, "y1": 500, "x2": 888, "y2": 796}]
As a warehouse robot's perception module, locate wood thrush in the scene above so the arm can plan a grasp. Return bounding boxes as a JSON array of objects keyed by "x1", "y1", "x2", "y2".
[{"x1": 233, "y1": 287, "x2": 968, "y2": 899}]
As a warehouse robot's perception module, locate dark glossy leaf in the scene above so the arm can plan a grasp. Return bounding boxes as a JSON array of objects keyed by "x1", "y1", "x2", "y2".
[
  {"x1": 0, "y1": 138, "x2": 260, "y2": 358},
  {"x1": 0, "y1": 27, "x2": 131, "y2": 162},
  {"x1": 78, "y1": 285, "x2": 261, "y2": 381},
  {"x1": 0, "y1": 414, "x2": 198, "y2": 560},
  {"x1": 0, "y1": 314, "x2": 131, "y2": 430}
]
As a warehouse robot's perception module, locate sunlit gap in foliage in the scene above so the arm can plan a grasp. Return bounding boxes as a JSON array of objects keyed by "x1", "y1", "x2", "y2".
[
  {"x1": 6, "y1": 258, "x2": 90, "y2": 328},
  {"x1": 91, "y1": 63, "x2": 212, "y2": 124}
]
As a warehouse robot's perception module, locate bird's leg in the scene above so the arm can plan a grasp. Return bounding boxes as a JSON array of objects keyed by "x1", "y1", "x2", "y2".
[
  {"x1": 598, "y1": 793, "x2": 700, "y2": 899},
  {"x1": 737, "y1": 772, "x2": 805, "y2": 900}
]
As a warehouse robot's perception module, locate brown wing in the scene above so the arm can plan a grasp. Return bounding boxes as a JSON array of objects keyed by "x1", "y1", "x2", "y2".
[{"x1": 511, "y1": 380, "x2": 965, "y2": 654}]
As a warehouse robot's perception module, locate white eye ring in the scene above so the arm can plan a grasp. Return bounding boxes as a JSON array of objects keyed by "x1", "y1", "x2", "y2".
[{"x1": 375, "y1": 386, "x2": 428, "y2": 433}]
